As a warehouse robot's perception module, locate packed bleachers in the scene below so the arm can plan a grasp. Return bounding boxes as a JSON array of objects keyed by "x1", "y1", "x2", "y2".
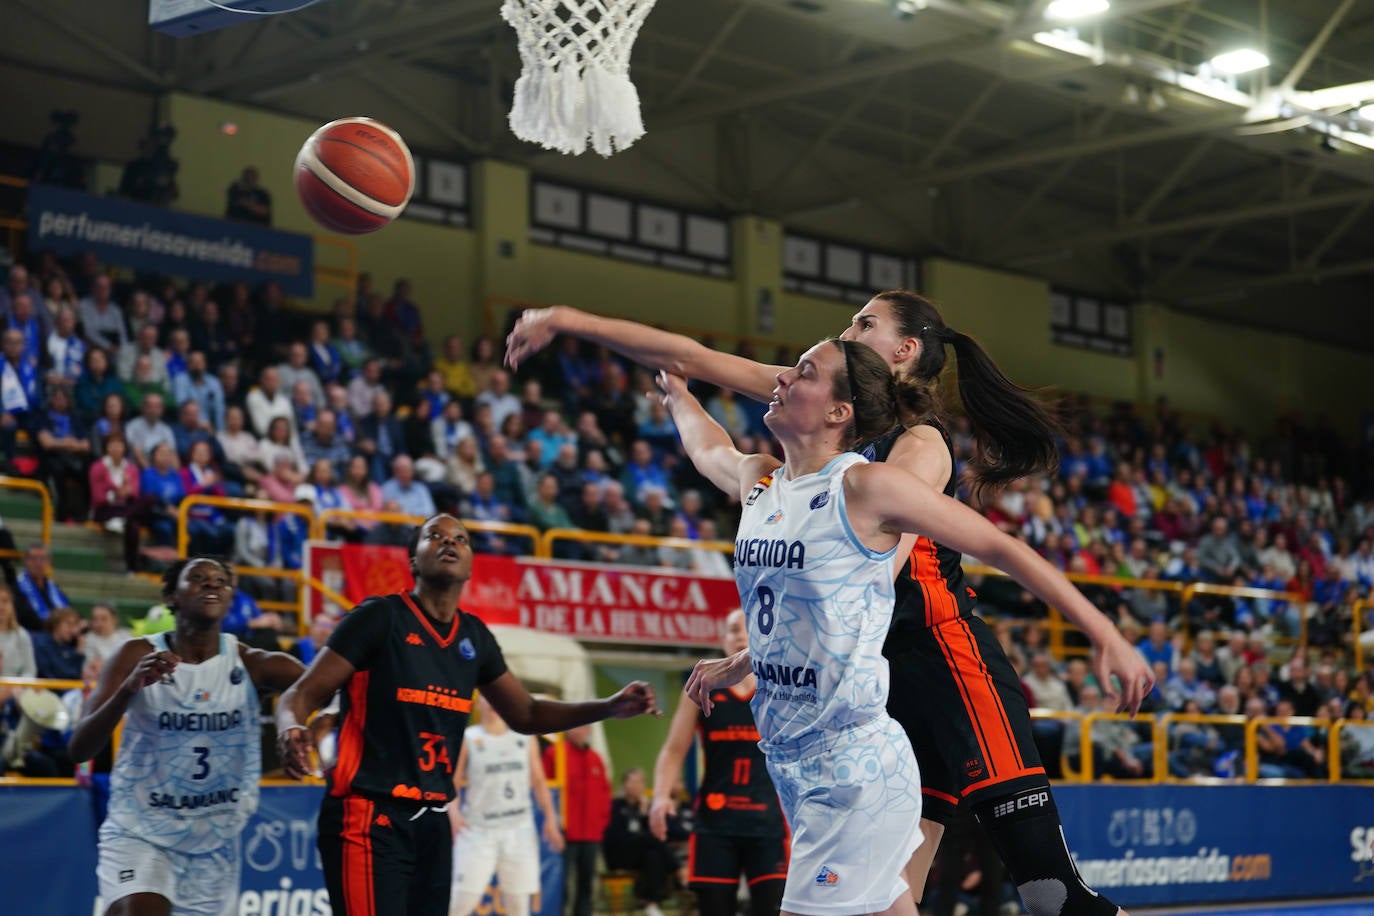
[{"x1": 2, "y1": 243, "x2": 1373, "y2": 783}]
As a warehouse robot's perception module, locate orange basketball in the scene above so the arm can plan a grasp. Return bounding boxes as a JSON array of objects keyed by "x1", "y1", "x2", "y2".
[{"x1": 294, "y1": 117, "x2": 415, "y2": 235}]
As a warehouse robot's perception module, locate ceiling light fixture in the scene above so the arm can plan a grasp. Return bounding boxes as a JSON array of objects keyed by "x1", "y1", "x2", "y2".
[
  {"x1": 1360, "y1": 104, "x2": 1374, "y2": 122},
  {"x1": 891, "y1": 0, "x2": 926, "y2": 18},
  {"x1": 1045, "y1": 0, "x2": 1109, "y2": 21},
  {"x1": 1209, "y1": 49, "x2": 1270, "y2": 75}
]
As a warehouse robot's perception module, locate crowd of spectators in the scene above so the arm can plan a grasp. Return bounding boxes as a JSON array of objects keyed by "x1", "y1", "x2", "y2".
[{"x1": 3, "y1": 243, "x2": 1374, "y2": 783}]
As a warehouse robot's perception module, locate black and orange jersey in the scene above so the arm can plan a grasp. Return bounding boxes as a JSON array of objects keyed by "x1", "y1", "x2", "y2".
[
  {"x1": 861, "y1": 418, "x2": 977, "y2": 631},
  {"x1": 325, "y1": 593, "x2": 507, "y2": 805},
  {"x1": 695, "y1": 685, "x2": 786, "y2": 837}
]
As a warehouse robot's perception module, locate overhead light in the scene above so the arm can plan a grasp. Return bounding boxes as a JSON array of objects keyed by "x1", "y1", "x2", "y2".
[
  {"x1": 1045, "y1": 0, "x2": 1109, "y2": 20},
  {"x1": 1209, "y1": 49, "x2": 1269, "y2": 75},
  {"x1": 891, "y1": 0, "x2": 926, "y2": 18},
  {"x1": 1032, "y1": 29, "x2": 1101, "y2": 62},
  {"x1": 1360, "y1": 104, "x2": 1374, "y2": 121}
]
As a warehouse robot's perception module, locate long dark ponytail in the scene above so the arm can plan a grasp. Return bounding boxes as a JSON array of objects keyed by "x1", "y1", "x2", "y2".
[{"x1": 873, "y1": 289, "x2": 1062, "y2": 499}]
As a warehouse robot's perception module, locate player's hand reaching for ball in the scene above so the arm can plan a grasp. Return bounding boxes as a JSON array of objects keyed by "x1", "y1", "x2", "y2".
[
  {"x1": 124, "y1": 650, "x2": 179, "y2": 693},
  {"x1": 607, "y1": 681, "x2": 660, "y2": 719},
  {"x1": 277, "y1": 725, "x2": 315, "y2": 780},
  {"x1": 654, "y1": 369, "x2": 689, "y2": 405},
  {"x1": 505, "y1": 306, "x2": 573, "y2": 369}
]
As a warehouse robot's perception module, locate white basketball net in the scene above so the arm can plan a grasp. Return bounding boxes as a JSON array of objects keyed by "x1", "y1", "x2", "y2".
[{"x1": 502, "y1": 0, "x2": 657, "y2": 156}]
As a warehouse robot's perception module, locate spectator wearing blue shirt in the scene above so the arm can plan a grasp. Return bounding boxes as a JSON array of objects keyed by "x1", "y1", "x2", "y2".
[
  {"x1": 33, "y1": 607, "x2": 85, "y2": 680},
  {"x1": 461, "y1": 471, "x2": 516, "y2": 554},
  {"x1": 1, "y1": 328, "x2": 42, "y2": 463},
  {"x1": 137, "y1": 443, "x2": 186, "y2": 549},
  {"x1": 5, "y1": 293, "x2": 44, "y2": 370},
  {"x1": 36, "y1": 386, "x2": 91, "y2": 522},
  {"x1": 44, "y1": 305, "x2": 85, "y2": 389},
  {"x1": 526, "y1": 409, "x2": 576, "y2": 470},
  {"x1": 1137, "y1": 618, "x2": 1179, "y2": 675},
  {"x1": 308, "y1": 320, "x2": 344, "y2": 385},
  {"x1": 220, "y1": 584, "x2": 285, "y2": 649},
  {"x1": 357, "y1": 389, "x2": 405, "y2": 482},
  {"x1": 301, "y1": 409, "x2": 353, "y2": 478},
  {"x1": 275, "y1": 485, "x2": 317, "y2": 572},
  {"x1": 380, "y1": 454, "x2": 435, "y2": 518},
  {"x1": 172, "y1": 351, "x2": 226, "y2": 432},
  {"x1": 13, "y1": 545, "x2": 72, "y2": 632},
  {"x1": 619, "y1": 439, "x2": 674, "y2": 507},
  {"x1": 291, "y1": 614, "x2": 335, "y2": 666}
]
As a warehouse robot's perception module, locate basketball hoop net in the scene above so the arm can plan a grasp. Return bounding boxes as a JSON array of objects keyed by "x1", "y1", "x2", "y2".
[{"x1": 502, "y1": 0, "x2": 657, "y2": 156}]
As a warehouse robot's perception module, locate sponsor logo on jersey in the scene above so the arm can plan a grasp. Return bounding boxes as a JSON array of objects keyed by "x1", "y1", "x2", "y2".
[
  {"x1": 860, "y1": 442, "x2": 878, "y2": 461},
  {"x1": 965, "y1": 757, "x2": 984, "y2": 779},
  {"x1": 815, "y1": 866, "x2": 839, "y2": 886},
  {"x1": 733, "y1": 538, "x2": 805, "y2": 569},
  {"x1": 745, "y1": 473, "x2": 775, "y2": 506},
  {"x1": 809, "y1": 490, "x2": 829, "y2": 511},
  {"x1": 765, "y1": 509, "x2": 784, "y2": 525},
  {"x1": 706, "y1": 793, "x2": 727, "y2": 811},
  {"x1": 392, "y1": 784, "x2": 423, "y2": 801},
  {"x1": 752, "y1": 660, "x2": 818, "y2": 689},
  {"x1": 158, "y1": 710, "x2": 244, "y2": 732},
  {"x1": 229, "y1": 667, "x2": 245, "y2": 685},
  {"x1": 376, "y1": 814, "x2": 392, "y2": 828},
  {"x1": 990, "y1": 789, "x2": 1050, "y2": 819},
  {"x1": 405, "y1": 632, "x2": 424, "y2": 646},
  {"x1": 458, "y1": 637, "x2": 476, "y2": 660},
  {"x1": 706, "y1": 724, "x2": 761, "y2": 742},
  {"x1": 148, "y1": 788, "x2": 240, "y2": 809},
  {"x1": 119, "y1": 869, "x2": 135, "y2": 883},
  {"x1": 396, "y1": 685, "x2": 474, "y2": 713},
  {"x1": 192, "y1": 689, "x2": 211, "y2": 703}
]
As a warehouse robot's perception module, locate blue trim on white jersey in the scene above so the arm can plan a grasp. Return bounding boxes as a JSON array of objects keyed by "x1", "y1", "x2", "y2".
[{"x1": 836, "y1": 465, "x2": 897, "y2": 562}]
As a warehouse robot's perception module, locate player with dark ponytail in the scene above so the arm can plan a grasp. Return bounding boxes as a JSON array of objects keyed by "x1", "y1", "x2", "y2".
[{"x1": 507, "y1": 296, "x2": 1152, "y2": 916}]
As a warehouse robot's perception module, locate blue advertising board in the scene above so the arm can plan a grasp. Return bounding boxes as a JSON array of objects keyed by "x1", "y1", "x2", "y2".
[
  {"x1": 1055, "y1": 783, "x2": 1374, "y2": 906},
  {"x1": 0, "y1": 784, "x2": 562, "y2": 915},
  {"x1": 27, "y1": 184, "x2": 315, "y2": 297}
]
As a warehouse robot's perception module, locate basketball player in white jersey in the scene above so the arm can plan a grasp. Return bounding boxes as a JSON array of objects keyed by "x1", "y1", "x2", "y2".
[
  {"x1": 69, "y1": 557, "x2": 305, "y2": 916},
  {"x1": 660, "y1": 340, "x2": 1139, "y2": 916},
  {"x1": 449, "y1": 692, "x2": 564, "y2": 916}
]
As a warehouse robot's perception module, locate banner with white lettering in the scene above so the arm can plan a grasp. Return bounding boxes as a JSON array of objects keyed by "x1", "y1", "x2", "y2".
[
  {"x1": 0, "y1": 783, "x2": 562, "y2": 915},
  {"x1": 1054, "y1": 783, "x2": 1374, "y2": 905},
  {"x1": 28, "y1": 184, "x2": 314, "y2": 297},
  {"x1": 326, "y1": 544, "x2": 739, "y2": 647}
]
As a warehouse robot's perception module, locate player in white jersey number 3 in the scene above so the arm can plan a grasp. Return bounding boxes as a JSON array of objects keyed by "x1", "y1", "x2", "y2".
[
  {"x1": 662, "y1": 339, "x2": 1140, "y2": 916},
  {"x1": 449, "y1": 692, "x2": 564, "y2": 916},
  {"x1": 69, "y1": 557, "x2": 306, "y2": 916}
]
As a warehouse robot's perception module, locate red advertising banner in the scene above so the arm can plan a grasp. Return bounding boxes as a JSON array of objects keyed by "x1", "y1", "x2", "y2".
[{"x1": 318, "y1": 542, "x2": 739, "y2": 648}]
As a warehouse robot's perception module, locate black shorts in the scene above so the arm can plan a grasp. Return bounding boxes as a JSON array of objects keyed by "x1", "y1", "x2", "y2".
[
  {"x1": 885, "y1": 615, "x2": 1046, "y2": 825},
  {"x1": 686, "y1": 833, "x2": 789, "y2": 889},
  {"x1": 317, "y1": 793, "x2": 453, "y2": 916}
]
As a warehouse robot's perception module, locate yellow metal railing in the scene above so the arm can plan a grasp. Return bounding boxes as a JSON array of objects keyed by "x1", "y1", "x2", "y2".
[
  {"x1": 1244, "y1": 715, "x2": 1326, "y2": 782},
  {"x1": 965, "y1": 563, "x2": 1182, "y2": 658},
  {"x1": 1178, "y1": 582, "x2": 1307, "y2": 644},
  {"x1": 539, "y1": 528, "x2": 733, "y2": 565},
  {"x1": 1330, "y1": 720, "x2": 1374, "y2": 781},
  {"x1": 1077, "y1": 712, "x2": 1160, "y2": 781},
  {"x1": 0, "y1": 475, "x2": 53, "y2": 559},
  {"x1": 1355, "y1": 600, "x2": 1372, "y2": 673},
  {"x1": 312, "y1": 507, "x2": 542, "y2": 555},
  {"x1": 1156, "y1": 712, "x2": 1248, "y2": 783},
  {"x1": 1029, "y1": 708, "x2": 1085, "y2": 780}
]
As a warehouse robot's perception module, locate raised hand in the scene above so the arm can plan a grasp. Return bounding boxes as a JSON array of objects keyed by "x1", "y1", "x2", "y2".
[
  {"x1": 505, "y1": 306, "x2": 568, "y2": 369},
  {"x1": 125, "y1": 650, "x2": 180, "y2": 693}
]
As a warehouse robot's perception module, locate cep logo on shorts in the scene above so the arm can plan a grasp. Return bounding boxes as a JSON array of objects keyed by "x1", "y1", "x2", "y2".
[
  {"x1": 815, "y1": 866, "x2": 839, "y2": 886},
  {"x1": 119, "y1": 869, "x2": 135, "y2": 883},
  {"x1": 990, "y1": 790, "x2": 1050, "y2": 819}
]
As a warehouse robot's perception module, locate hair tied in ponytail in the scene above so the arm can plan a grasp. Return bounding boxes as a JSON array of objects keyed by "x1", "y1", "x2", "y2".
[{"x1": 921, "y1": 324, "x2": 958, "y2": 344}]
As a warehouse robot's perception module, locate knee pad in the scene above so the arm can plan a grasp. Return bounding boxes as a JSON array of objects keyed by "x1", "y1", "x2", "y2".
[{"x1": 971, "y1": 786, "x2": 1118, "y2": 916}]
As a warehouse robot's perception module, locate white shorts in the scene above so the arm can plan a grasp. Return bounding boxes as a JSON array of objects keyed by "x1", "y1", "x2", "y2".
[
  {"x1": 97, "y1": 822, "x2": 241, "y2": 916},
  {"x1": 452, "y1": 820, "x2": 542, "y2": 895},
  {"x1": 765, "y1": 716, "x2": 923, "y2": 916}
]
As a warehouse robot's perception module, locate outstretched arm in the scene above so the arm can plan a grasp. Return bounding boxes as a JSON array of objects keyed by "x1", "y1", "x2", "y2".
[
  {"x1": 276, "y1": 649, "x2": 356, "y2": 779},
  {"x1": 69, "y1": 638, "x2": 171, "y2": 763},
  {"x1": 657, "y1": 370, "x2": 779, "y2": 501},
  {"x1": 480, "y1": 670, "x2": 659, "y2": 735},
  {"x1": 846, "y1": 463, "x2": 1155, "y2": 714},
  {"x1": 506, "y1": 306, "x2": 782, "y2": 402},
  {"x1": 649, "y1": 690, "x2": 699, "y2": 840}
]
